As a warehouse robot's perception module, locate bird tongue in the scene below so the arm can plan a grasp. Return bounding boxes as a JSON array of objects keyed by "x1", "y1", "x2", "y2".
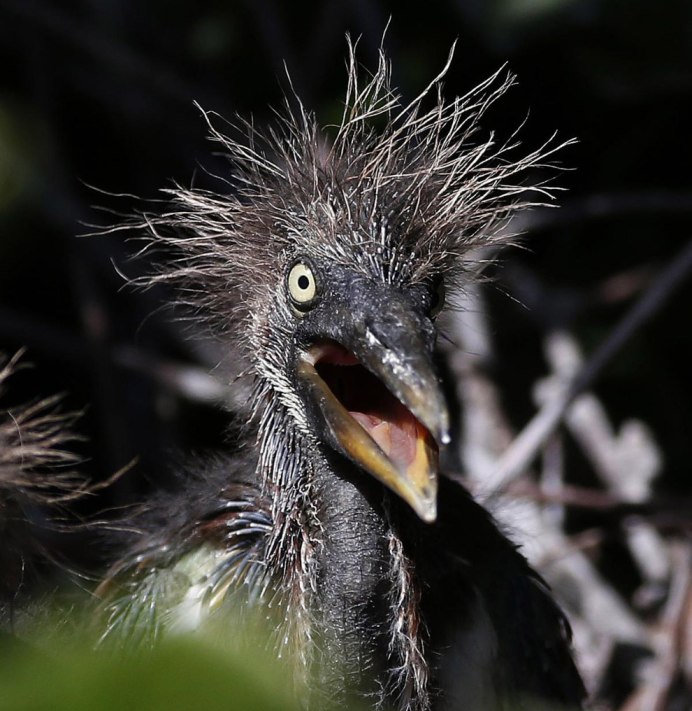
[
  {"x1": 350, "y1": 408, "x2": 421, "y2": 472},
  {"x1": 311, "y1": 341, "x2": 437, "y2": 476}
]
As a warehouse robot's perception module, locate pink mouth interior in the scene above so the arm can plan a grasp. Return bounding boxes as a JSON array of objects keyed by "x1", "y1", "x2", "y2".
[{"x1": 313, "y1": 341, "x2": 432, "y2": 471}]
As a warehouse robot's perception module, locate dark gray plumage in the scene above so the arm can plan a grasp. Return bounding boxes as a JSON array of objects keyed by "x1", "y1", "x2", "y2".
[{"x1": 99, "y1": 44, "x2": 585, "y2": 710}]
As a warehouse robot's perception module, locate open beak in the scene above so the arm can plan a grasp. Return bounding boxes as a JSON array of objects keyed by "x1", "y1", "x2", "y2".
[{"x1": 296, "y1": 313, "x2": 449, "y2": 523}]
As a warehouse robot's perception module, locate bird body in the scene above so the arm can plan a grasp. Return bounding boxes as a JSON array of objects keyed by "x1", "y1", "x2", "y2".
[{"x1": 99, "y1": 43, "x2": 585, "y2": 710}]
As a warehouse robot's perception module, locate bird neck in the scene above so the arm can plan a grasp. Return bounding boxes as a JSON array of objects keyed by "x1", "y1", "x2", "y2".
[
  {"x1": 255, "y1": 395, "x2": 428, "y2": 707},
  {"x1": 313, "y1": 451, "x2": 392, "y2": 694}
]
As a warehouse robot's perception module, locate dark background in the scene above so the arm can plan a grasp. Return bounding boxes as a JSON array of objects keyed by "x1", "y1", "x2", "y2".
[{"x1": 0, "y1": 1, "x2": 690, "y2": 705}]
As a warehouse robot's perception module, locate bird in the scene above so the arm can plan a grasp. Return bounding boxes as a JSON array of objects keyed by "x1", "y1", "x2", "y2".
[{"x1": 97, "y1": 42, "x2": 586, "y2": 711}]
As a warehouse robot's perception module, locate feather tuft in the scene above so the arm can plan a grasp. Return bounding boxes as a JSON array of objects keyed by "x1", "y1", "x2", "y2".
[{"x1": 128, "y1": 41, "x2": 571, "y2": 352}]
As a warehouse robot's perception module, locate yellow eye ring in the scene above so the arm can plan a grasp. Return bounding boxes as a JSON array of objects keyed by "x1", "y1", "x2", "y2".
[{"x1": 287, "y1": 261, "x2": 319, "y2": 311}]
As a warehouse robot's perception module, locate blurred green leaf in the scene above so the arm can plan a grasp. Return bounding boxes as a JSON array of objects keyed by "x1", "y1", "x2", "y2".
[{"x1": 0, "y1": 631, "x2": 301, "y2": 711}]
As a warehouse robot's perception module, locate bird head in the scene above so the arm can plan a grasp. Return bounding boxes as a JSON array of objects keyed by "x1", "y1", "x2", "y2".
[
  {"x1": 140, "y1": 43, "x2": 563, "y2": 523},
  {"x1": 271, "y1": 249, "x2": 449, "y2": 523}
]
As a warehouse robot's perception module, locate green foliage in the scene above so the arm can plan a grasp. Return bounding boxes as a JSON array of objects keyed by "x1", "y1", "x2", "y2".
[{"x1": 0, "y1": 628, "x2": 301, "y2": 711}]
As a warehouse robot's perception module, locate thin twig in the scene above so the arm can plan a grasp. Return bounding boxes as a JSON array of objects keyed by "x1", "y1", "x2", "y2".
[
  {"x1": 618, "y1": 543, "x2": 692, "y2": 711},
  {"x1": 0, "y1": 305, "x2": 234, "y2": 407},
  {"x1": 490, "y1": 239, "x2": 692, "y2": 489},
  {"x1": 504, "y1": 479, "x2": 692, "y2": 530}
]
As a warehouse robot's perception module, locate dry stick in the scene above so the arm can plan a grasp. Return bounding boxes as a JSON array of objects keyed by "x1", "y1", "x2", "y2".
[
  {"x1": 541, "y1": 332, "x2": 669, "y2": 584},
  {"x1": 490, "y1": 239, "x2": 692, "y2": 491},
  {"x1": 618, "y1": 543, "x2": 692, "y2": 711},
  {"x1": 507, "y1": 479, "x2": 692, "y2": 527},
  {"x1": 114, "y1": 345, "x2": 237, "y2": 407},
  {"x1": 0, "y1": 305, "x2": 235, "y2": 407},
  {"x1": 447, "y1": 282, "x2": 649, "y2": 662}
]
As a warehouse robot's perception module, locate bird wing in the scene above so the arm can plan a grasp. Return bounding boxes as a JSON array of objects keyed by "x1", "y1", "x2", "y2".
[
  {"x1": 97, "y1": 479, "x2": 273, "y2": 648},
  {"x1": 414, "y1": 476, "x2": 586, "y2": 709}
]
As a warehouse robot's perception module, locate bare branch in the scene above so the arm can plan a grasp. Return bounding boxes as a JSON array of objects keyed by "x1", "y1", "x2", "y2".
[{"x1": 490, "y1": 239, "x2": 692, "y2": 489}]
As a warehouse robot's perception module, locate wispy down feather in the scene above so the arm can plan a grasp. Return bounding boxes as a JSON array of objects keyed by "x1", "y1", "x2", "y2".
[
  {"x1": 0, "y1": 351, "x2": 86, "y2": 611},
  {"x1": 0, "y1": 352, "x2": 83, "y2": 507}
]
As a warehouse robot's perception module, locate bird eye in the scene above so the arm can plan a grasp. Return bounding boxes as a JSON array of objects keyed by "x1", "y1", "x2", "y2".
[
  {"x1": 429, "y1": 277, "x2": 445, "y2": 318},
  {"x1": 287, "y1": 261, "x2": 319, "y2": 312}
]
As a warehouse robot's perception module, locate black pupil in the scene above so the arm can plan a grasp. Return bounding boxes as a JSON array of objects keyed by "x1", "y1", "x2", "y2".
[
  {"x1": 298, "y1": 274, "x2": 310, "y2": 290},
  {"x1": 430, "y1": 290, "x2": 440, "y2": 309}
]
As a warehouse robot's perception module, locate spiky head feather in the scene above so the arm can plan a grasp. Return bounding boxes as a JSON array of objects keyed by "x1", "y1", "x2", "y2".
[{"x1": 137, "y1": 42, "x2": 565, "y2": 357}]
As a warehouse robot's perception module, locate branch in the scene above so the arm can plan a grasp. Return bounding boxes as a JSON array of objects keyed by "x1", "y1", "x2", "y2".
[{"x1": 489, "y1": 239, "x2": 692, "y2": 489}]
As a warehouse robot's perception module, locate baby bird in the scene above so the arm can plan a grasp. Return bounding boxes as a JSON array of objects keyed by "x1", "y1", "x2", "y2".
[{"x1": 99, "y1": 43, "x2": 585, "y2": 711}]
